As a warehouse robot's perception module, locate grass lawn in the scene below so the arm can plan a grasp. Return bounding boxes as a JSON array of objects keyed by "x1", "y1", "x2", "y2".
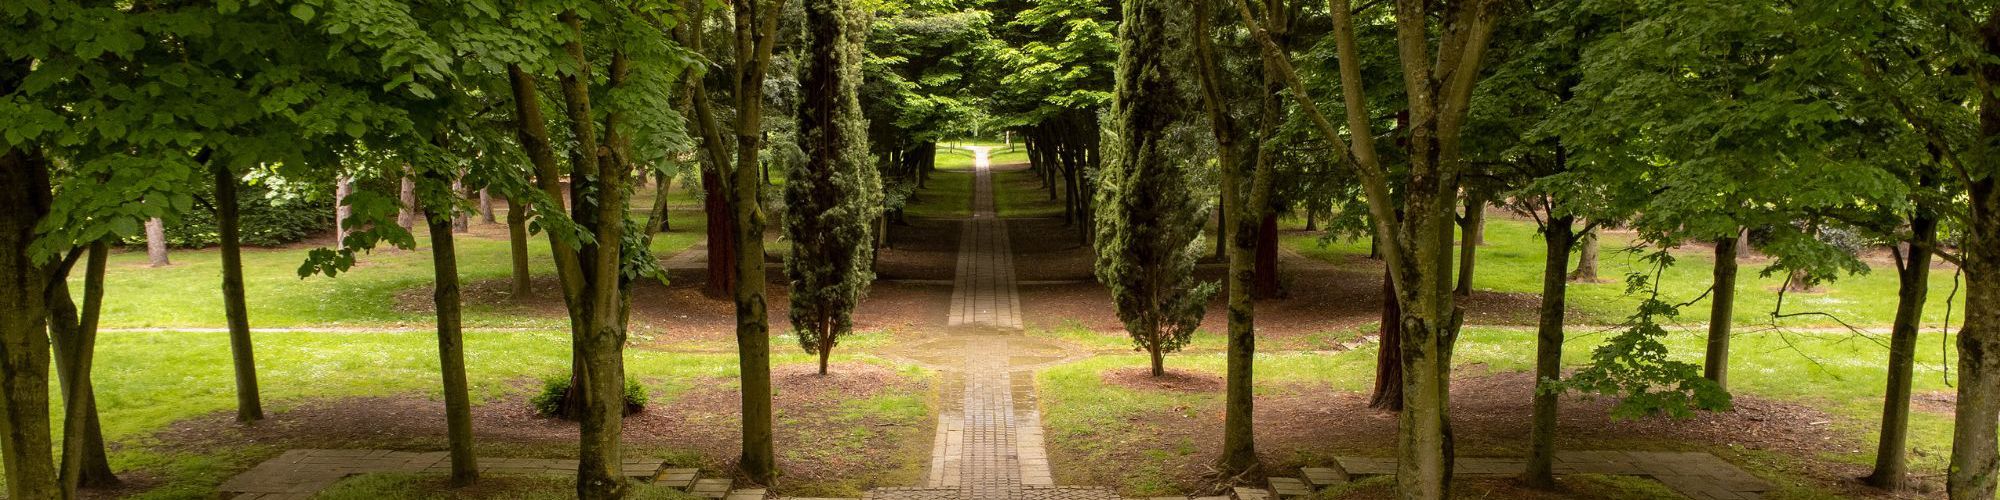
[
  {"x1": 1036, "y1": 326, "x2": 1957, "y2": 497},
  {"x1": 1283, "y1": 216, "x2": 1970, "y2": 329},
  {"x1": 85, "y1": 205, "x2": 707, "y2": 330},
  {"x1": 44, "y1": 330, "x2": 928, "y2": 498},
  {"x1": 903, "y1": 169, "x2": 973, "y2": 219},
  {"x1": 994, "y1": 165, "x2": 1065, "y2": 219}
]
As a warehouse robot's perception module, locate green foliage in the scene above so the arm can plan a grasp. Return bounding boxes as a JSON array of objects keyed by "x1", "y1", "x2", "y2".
[
  {"x1": 1561, "y1": 253, "x2": 1731, "y2": 418},
  {"x1": 530, "y1": 374, "x2": 649, "y2": 417},
  {"x1": 789, "y1": 0, "x2": 884, "y2": 356},
  {"x1": 141, "y1": 178, "x2": 333, "y2": 248},
  {"x1": 1094, "y1": 0, "x2": 1215, "y2": 363}
]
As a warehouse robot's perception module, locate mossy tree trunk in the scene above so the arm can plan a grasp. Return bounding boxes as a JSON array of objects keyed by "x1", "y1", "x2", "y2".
[
  {"x1": 0, "y1": 141, "x2": 59, "y2": 499},
  {"x1": 1866, "y1": 204, "x2": 1935, "y2": 490},
  {"x1": 49, "y1": 243, "x2": 118, "y2": 492},
  {"x1": 423, "y1": 186, "x2": 479, "y2": 487},
  {"x1": 1523, "y1": 215, "x2": 1574, "y2": 488},
  {"x1": 1705, "y1": 233, "x2": 1739, "y2": 390}
]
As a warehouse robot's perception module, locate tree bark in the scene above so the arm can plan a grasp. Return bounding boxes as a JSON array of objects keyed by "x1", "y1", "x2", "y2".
[
  {"x1": 507, "y1": 198, "x2": 533, "y2": 300},
  {"x1": 452, "y1": 178, "x2": 471, "y2": 233},
  {"x1": 213, "y1": 161, "x2": 264, "y2": 423},
  {"x1": 1454, "y1": 191, "x2": 1485, "y2": 297},
  {"x1": 1867, "y1": 208, "x2": 1935, "y2": 490},
  {"x1": 145, "y1": 217, "x2": 170, "y2": 267},
  {"x1": 0, "y1": 143, "x2": 59, "y2": 499},
  {"x1": 399, "y1": 173, "x2": 418, "y2": 231},
  {"x1": 480, "y1": 188, "x2": 497, "y2": 224},
  {"x1": 1369, "y1": 268, "x2": 1403, "y2": 411},
  {"x1": 1523, "y1": 216, "x2": 1573, "y2": 488},
  {"x1": 647, "y1": 172, "x2": 673, "y2": 234},
  {"x1": 334, "y1": 177, "x2": 353, "y2": 244},
  {"x1": 47, "y1": 257, "x2": 118, "y2": 491},
  {"x1": 704, "y1": 167, "x2": 738, "y2": 296},
  {"x1": 1567, "y1": 230, "x2": 1598, "y2": 282},
  {"x1": 425, "y1": 201, "x2": 480, "y2": 486},
  {"x1": 1254, "y1": 212, "x2": 1280, "y2": 298},
  {"x1": 1705, "y1": 233, "x2": 1739, "y2": 390}
]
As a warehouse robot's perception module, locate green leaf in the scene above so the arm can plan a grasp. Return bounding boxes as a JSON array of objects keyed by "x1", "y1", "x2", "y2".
[{"x1": 291, "y1": 4, "x2": 316, "y2": 22}]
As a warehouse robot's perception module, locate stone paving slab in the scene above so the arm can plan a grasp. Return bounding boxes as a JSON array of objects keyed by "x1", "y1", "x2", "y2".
[
  {"x1": 692, "y1": 477, "x2": 735, "y2": 498},
  {"x1": 728, "y1": 487, "x2": 771, "y2": 500},
  {"x1": 1328, "y1": 451, "x2": 1771, "y2": 500},
  {"x1": 1266, "y1": 477, "x2": 1309, "y2": 498}
]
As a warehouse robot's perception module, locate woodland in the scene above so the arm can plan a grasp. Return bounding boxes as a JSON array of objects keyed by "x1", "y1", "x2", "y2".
[{"x1": 4, "y1": 0, "x2": 2000, "y2": 499}]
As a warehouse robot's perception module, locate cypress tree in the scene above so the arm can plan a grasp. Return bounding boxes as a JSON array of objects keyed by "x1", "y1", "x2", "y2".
[
  {"x1": 789, "y1": 0, "x2": 881, "y2": 375},
  {"x1": 1097, "y1": 0, "x2": 1215, "y2": 377}
]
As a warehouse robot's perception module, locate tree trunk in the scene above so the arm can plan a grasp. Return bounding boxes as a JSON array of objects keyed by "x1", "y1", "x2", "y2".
[
  {"x1": 1567, "y1": 230, "x2": 1598, "y2": 282},
  {"x1": 1523, "y1": 216, "x2": 1573, "y2": 489},
  {"x1": 399, "y1": 173, "x2": 418, "y2": 231},
  {"x1": 334, "y1": 177, "x2": 353, "y2": 244},
  {"x1": 144, "y1": 217, "x2": 170, "y2": 267},
  {"x1": 480, "y1": 189, "x2": 497, "y2": 224},
  {"x1": 1705, "y1": 234, "x2": 1739, "y2": 390},
  {"x1": 452, "y1": 178, "x2": 471, "y2": 233},
  {"x1": 213, "y1": 161, "x2": 264, "y2": 423},
  {"x1": 648, "y1": 172, "x2": 673, "y2": 233},
  {"x1": 1369, "y1": 268, "x2": 1403, "y2": 411},
  {"x1": 1254, "y1": 212, "x2": 1280, "y2": 299},
  {"x1": 51, "y1": 242, "x2": 118, "y2": 494},
  {"x1": 704, "y1": 167, "x2": 738, "y2": 296},
  {"x1": 1867, "y1": 209, "x2": 1935, "y2": 491},
  {"x1": 1454, "y1": 192, "x2": 1485, "y2": 297},
  {"x1": 507, "y1": 198, "x2": 533, "y2": 300},
  {"x1": 0, "y1": 144, "x2": 59, "y2": 499},
  {"x1": 425, "y1": 204, "x2": 480, "y2": 486}
]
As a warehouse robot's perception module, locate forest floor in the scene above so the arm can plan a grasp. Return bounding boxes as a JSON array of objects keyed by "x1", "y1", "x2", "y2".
[{"x1": 55, "y1": 151, "x2": 1968, "y2": 498}]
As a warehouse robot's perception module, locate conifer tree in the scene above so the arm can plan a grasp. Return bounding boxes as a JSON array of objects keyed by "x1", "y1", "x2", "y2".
[
  {"x1": 1097, "y1": 0, "x2": 1216, "y2": 377},
  {"x1": 789, "y1": 0, "x2": 882, "y2": 375}
]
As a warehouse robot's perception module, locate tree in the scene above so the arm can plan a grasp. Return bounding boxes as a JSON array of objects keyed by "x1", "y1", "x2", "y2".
[
  {"x1": 681, "y1": 0, "x2": 789, "y2": 482},
  {"x1": 1190, "y1": 0, "x2": 1279, "y2": 476},
  {"x1": 789, "y1": 0, "x2": 882, "y2": 376},
  {"x1": 1238, "y1": 0, "x2": 1502, "y2": 495},
  {"x1": 212, "y1": 159, "x2": 266, "y2": 423},
  {"x1": 1098, "y1": 0, "x2": 1217, "y2": 377}
]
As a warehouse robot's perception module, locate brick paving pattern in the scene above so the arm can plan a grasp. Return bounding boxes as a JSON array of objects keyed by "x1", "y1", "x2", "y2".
[
  {"x1": 1321, "y1": 450, "x2": 1773, "y2": 499},
  {"x1": 925, "y1": 148, "x2": 1085, "y2": 500}
]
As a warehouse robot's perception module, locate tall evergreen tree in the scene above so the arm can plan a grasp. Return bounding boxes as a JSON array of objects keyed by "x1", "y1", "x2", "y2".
[
  {"x1": 1098, "y1": 0, "x2": 1216, "y2": 377},
  {"x1": 790, "y1": 0, "x2": 882, "y2": 375}
]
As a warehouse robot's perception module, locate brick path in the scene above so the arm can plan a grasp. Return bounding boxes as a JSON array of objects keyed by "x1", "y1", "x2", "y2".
[{"x1": 920, "y1": 147, "x2": 1087, "y2": 500}]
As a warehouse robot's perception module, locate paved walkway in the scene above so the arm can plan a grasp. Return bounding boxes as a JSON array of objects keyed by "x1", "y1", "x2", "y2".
[{"x1": 921, "y1": 147, "x2": 1084, "y2": 500}]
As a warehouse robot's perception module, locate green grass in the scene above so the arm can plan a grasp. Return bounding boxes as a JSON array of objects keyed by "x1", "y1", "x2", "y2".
[
  {"x1": 1038, "y1": 326, "x2": 1957, "y2": 496},
  {"x1": 994, "y1": 164, "x2": 1065, "y2": 219},
  {"x1": 49, "y1": 329, "x2": 914, "y2": 497},
  {"x1": 903, "y1": 170, "x2": 973, "y2": 219},
  {"x1": 84, "y1": 207, "x2": 706, "y2": 329},
  {"x1": 1283, "y1": 216, "x2": 1970, "y2": 328}
]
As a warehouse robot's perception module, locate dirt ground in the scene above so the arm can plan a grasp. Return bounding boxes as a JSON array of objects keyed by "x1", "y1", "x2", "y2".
[
  {"x1": 1059, "y1": 369, "x2": 1930, "y2": 498},
  {"x1": 150, "y1": 362, "x2": 932, "y2": 495}
]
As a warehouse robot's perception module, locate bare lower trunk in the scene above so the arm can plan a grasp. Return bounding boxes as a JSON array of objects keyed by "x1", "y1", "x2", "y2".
[
  {"x1": 452, "y1": 179, "x2": 471, "y2": 233},
  {"x1": 335, "y1": 177, "x2": 353, "y2": 243},
  {"x1": 0, "y1": 144, "x2": 59, "y2": 499},
  {"x1": 479, "y1": 189, "x2": 496, "y2": 224},
  {"x1": 647, "y1": 172, "x2": 673, "y2": 234},
  {"x1": 1705, "y1": 234, "x2": 1739, "y2": 390},
  {"x1": 1523, "y1": 216, "x2": 1573, "y2": 488},
  {"x1": 1253, "y1": 212, "x2": 1280, "y2": 298},
  {"x1": 399, "y1": 174, "x2": 418, "y2": 231},
  {"x1": 1369, "y1": 269, "x2": 1403, "y2": 411},
  {"x1": 507, "y1": 199, "x2": 533, "y2": 299},
  {"x1": 214, "y1": 162, "x2": 264, "y2": 423},
  {"x1": 1567, "y1": 230, "x2": 1598, "y2": 282},
  {"x1": 1454, "y1": 192, "x2": 1484, "y2": 297},
  {"x1": 1867, "y1": 210, "x2": 1935, "y2": 491},
  {"x1": 426, "y1": 208, "x2": 480, "y2": 486},
  {"x1": 704, "y1": 167, "x2": 737, "y2": 296},
  {"x1": 145, "y1": 217, "x2": 169, "y2": 267}
]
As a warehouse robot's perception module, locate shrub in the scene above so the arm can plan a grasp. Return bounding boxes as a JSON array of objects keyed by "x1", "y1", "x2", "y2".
[
  {"x1": 135, "y1": 180, "x2": 334, "y2": 248},
  {"x1": 529, "y1": 374, "x2": 648, "y2": 418}
]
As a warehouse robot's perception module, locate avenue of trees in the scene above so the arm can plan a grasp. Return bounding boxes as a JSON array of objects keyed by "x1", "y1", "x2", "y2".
[{"x1": 6, "y1": 1, "x2": 2000, "y2": 500}]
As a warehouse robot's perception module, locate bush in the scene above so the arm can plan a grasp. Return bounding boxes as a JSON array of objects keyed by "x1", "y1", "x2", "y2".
[
  {"x1": 137, "y1": 180, "x2": 333, "y2": 248},
  {"x1": 529, "y1": 374, "x2": 648, "y2": 418}
]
